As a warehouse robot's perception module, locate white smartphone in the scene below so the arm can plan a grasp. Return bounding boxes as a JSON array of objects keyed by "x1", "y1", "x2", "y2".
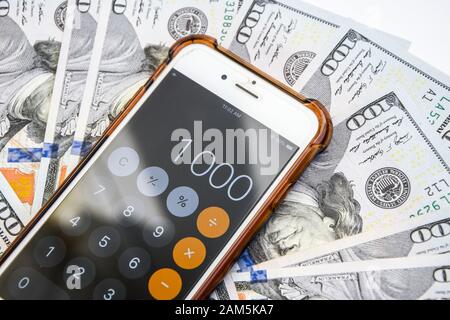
[{"x1": 0, "y1": 38, "x2": 330, "y2": 300}]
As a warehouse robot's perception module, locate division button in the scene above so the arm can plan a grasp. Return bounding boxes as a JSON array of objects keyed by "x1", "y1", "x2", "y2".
[
  {"x1": 197, "y1": 207, "x2": 230, "y2": 238},
  {"x1": 137, "y1": 167, "x2": 169, "y2": 197},
  {"x1": 172, "y1": 237, "x2": 206, "y2": 270},
  {"x1": 148, "y1": 268, "x2": 182, "y2": 300},
  {"x1": 33, "y1": 236, "x2": 66, "y2": 268},
  {"x1": 93, "y1": 279, "x2": 127, "y2": 300},
  {"x1": 108, "y1": 147, "x2": 140, "y2": 177},
  {"x1": 166, "y1": 186, "x2": 199, "y2": 217}
]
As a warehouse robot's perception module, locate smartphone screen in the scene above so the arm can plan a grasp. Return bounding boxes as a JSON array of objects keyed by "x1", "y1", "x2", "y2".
[{"x1": 0, "y1": 69, "x2": 299, "y2": 300}]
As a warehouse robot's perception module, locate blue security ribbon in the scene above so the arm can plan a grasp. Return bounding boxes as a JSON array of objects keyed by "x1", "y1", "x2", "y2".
[
  {"x1": 250, "y1": 270, "x2": 268, "y2": 283},
  {"x1": 71, "y1": 140, "x2": 92, "y2": 157},
  {"x1": 42, "y1": 143, "x2": 59, "y2": 158},
  {"x1": 237, "y1": 249, "x2": 255, "y2": 272},
  {"x1": 8, "y1": 148, "x2": 42, "y2": 163}
]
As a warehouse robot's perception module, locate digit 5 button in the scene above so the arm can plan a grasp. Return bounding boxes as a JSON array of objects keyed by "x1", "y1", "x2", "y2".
[
  {"x1": 148, "y1": 268, "x2": 182, "y2": 300},
  {"x1": 172, "y1": 237, "x2": 206, "y2": 270}
]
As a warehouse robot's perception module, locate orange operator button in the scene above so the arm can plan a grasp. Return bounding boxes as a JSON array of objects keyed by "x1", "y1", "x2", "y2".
[
  {"x1": 148, "y1": 268, "x2": 182, "y2": 300},
  {"x1": 173, "y1": 237, "x2": 206, "y2": 270},
  {"x1": 197, "y1": 207, "x2": 230, "y2": 238}
]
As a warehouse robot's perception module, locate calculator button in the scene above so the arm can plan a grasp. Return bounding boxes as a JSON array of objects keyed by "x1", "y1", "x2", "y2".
[
  {"x1": 7, "y1": 267, "x2": 69, "y2": 300},
  {"x1": 166, "y1": 186, "x2": 199, "y2": 217},
  {"x1": 114, "y1": 196, "x2": 145, "y2": 227},
  {"x1": 137, "y1": 167, "x2": 169, "y2": 197},
  {"x1": 59, "y1": 208, "x2": 91, "y2": 237},
  {"x1": 93, "y1": 279, "x2": 127, "y2": 300},
  {"x1": 118, "y1": 247, "x2": 151, "y2": 279},
  {"x1": 88, "y1": 226, "x2": 121, "y2": 258},
  {"x1": 142, "y1": 215, "x2": 175, "y2": 248},
  {"x1": 172, "y1": 237, "x2": 206, "y2": 270},
  {"x1": 197, "y1": 207, "x2": 230, "y2": 239},
  {"x1": 33, "y1": 236, "x2": 66, "y2": 268},
  {"x1": 148, "y1": 268, "x2": 182, "y2": 300},
  {"x1": 108, "y1": 147, "x2": 140, "y2": 177},
  {"x1": 64, "y1": 257, "x2": 96, "y2": 290}
]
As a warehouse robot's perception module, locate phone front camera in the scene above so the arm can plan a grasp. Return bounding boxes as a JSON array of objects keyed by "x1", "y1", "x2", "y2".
[{"x1": 221, "y1": 75, "x2": 227, "y2": 80}]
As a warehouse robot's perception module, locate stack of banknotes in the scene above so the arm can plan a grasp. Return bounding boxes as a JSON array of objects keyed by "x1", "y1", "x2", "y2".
[{"x1": 0, "y1": 0, "x2": 449, "y2": 300}]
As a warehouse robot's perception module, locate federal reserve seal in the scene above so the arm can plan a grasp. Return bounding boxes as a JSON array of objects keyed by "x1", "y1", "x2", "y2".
[
  {"x1": 54, "y1": 1, "x2": 67, "y2": 31},
  {"x1": 365, "y1": 167, "x2": 411, "y2": 209},
  {"x1": 168, "y1": 7, "x2": 208, "y2": 40},
  {"x1": 284, "y1": 51, "x2": 316, "y2": 86}
]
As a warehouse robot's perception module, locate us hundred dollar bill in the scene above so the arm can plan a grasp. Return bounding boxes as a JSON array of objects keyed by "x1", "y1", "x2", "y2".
[
  {"x1": 32, "y1": 0, "x2": 107, "y2": 213},
  {"x1": 232, "y1": 254, "x2": 450, "y2": 300},
  {"x1": 0, "y1": 173, "x2": 29, "y2": 256},
  {"x1": 245, "y1": 211, "x2": 450, "y2": 270},
  {"x1": 0, "y1": 0, "x2": 66, "y2": 213},
  {"x1": 233, "y1": 89, "x2": 450, "y2": 271},
  {"x1": 65, "y1": 0, "x2": 243, "y2": 177},
  {"x1": 222, "y1": 0, "x2": 351, "y2": 89},
  {"x1": 295, "y1": 27, "x2": 450, "y2": 158}
]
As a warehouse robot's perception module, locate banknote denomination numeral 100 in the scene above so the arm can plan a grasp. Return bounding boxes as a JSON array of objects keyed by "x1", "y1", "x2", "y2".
[
  {"x1": 410, "y1": 221, "x2": 450, "y2": 243},
  {"x1": 321, "y1": 31, "x2": 359, "y2": 77},
  {"x1": 113, "y1": 0, "x2": 127, "y2": 15},
  {"x1": 347, "y1": 98, "x2": 394, "y2": 131},
  {"x1": 236, "y1": 2, "x2": 267, "y2": 44},
  {"x1": 433, "y1": 268, "x2": 450, "y2": 283},
  {"x1": 0, "y1": 0, "x2": 10, "y2": 17},
  {"x1": 77, "y1": 0, "x2": 91, "y2": 13}
]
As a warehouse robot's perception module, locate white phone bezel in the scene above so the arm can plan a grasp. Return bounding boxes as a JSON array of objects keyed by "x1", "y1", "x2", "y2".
[{"x1": 0, "y1": 44, "x2": 320, "y2": 300}]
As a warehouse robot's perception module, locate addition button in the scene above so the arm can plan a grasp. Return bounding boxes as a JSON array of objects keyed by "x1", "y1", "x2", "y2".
[{"x1": 148, "y1": 268, "x2": 182, "y2": 300}]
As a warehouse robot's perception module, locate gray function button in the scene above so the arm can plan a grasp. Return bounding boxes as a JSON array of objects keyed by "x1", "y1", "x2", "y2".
[
  {"x1": 166, "y1": 186, "x2": 199, "y2": 217},
  {"x1": 33, "y1": 236, "x2": 66, "y2": 268},
  {"x1": 114, "y1": 196, "x2": 145, "y2": 227},
  {"x1": 118, "y1": 247, "x2": 151, "y2": 279},
  {"x1": 137, "y1": 167, "x2": 169, "y2": 197},
  {"x1": 64, "y1": 257, "x2": 96, "y2": 290},
  {"x1": 88, "y1": 226, "x2": 121, "y2": 258},
  {"x1": 93, "y1": 279, "x2": 127, "y2": 300},
  {"x1": 142, "y1": 215, "x2": 175, "y2": 248},
  {"x1": 59, "y1": 208, "x2": 91, "y2": 237},
  {"x1": 108, "y1": 147, "x2": 140, "y2": 177},
  {"x1": 7, "y1": 267, "x2": 69, "y2": 300}
]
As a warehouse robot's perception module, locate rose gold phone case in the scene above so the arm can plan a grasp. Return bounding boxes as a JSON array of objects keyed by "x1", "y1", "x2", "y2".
[{"x1": 1, "y1": 35, "x2": 332, "y2": 300}]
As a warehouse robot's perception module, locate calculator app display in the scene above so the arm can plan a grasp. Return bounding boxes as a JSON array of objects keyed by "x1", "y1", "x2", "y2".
[{"x1": 0, "y1": 70, "x2": 298, "y2": 300}]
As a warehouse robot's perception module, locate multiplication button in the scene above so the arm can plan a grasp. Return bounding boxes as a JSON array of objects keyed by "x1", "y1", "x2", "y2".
[
  {"x1": 137, "y1": 167, "x2": 169, "y2": 197},
  {"x1": 108, "y1": 147, "x2": 140, "y2": 177},
  {"x1": 166, "y1": 186, "x2": 199, "y2": 217}
]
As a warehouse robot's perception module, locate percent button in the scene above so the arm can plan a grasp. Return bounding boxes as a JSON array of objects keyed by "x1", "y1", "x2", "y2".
[{"x1": 166, "y1": 186, "x2": 199, "y2": 217}]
